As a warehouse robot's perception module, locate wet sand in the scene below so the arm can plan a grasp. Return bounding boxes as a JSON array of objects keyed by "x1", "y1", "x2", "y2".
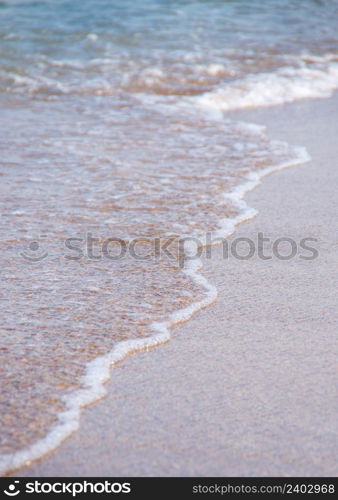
[{"x1": 16, "y1": 94, "x2": 338, "y2": 477}]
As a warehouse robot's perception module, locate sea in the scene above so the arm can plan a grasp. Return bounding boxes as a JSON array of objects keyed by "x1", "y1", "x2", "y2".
[{"x1": 0, "y1": 0, "x2": 338, "y2": 474}]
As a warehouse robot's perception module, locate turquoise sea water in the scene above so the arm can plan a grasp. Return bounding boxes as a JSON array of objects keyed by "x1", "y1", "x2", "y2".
[
  {"x1": 1, "y1": 0, "x2": 338, "y2": 96},
  {"x1": 1, "y1": 0, "x2": 338, "y2": 473}
]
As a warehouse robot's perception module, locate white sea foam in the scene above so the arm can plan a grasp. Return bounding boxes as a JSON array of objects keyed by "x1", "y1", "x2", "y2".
[
  {"x1": 5, "y1": 53, "x2": 338, "y2": 104},
  {"x1": 0, "y1": 122, "x2": 311, "y2": 476},
  {"x1": 86, "y1": 33, "x2": 98, "y2": 43},
  {"x1": 198, "y1": 59, "x2": 338, "y2": 111}
]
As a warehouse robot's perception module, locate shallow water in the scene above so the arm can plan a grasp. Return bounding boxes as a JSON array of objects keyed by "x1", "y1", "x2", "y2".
[{"x1": 0, "y1": 0, "x2": 338, "y2": 472}]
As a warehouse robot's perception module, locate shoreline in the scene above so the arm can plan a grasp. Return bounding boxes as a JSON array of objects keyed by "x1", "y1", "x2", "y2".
[{"x1": 11, "y1": 93, "x2": 338, "y2": 476}]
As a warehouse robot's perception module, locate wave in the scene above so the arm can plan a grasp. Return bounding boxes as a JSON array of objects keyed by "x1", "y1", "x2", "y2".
[
  {"x1": 197, "y1": 56, "x2": 338, "y2": 111},
  {"x1": 3, "y1": 53, "x2": 338, "y2": 106}
]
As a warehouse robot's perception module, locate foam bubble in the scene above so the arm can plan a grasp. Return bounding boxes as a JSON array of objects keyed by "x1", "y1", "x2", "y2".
[{"x1": 86, "y1": 33, "x2": 98, "y2": 42}]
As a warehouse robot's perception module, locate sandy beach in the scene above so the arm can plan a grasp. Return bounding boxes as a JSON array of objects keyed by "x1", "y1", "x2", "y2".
[{"x1": 14, "y1": 93, "x2": 338, "y2": 477}]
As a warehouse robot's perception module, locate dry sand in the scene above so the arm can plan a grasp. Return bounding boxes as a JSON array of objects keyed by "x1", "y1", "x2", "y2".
[{"x1": 17, "y1": 94, "x2": 338, "y2": 477}]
